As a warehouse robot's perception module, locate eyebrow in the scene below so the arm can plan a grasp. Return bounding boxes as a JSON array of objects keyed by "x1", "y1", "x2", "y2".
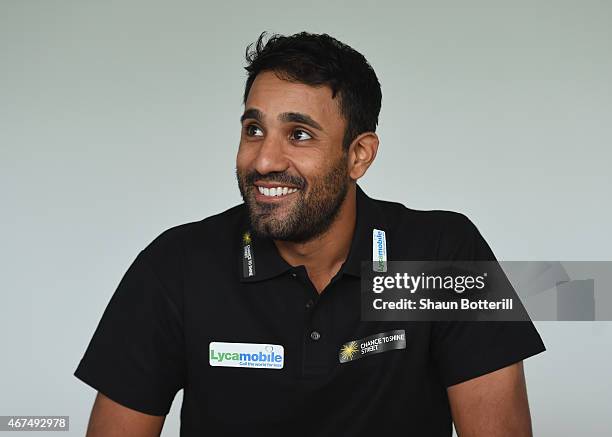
[
  {"x1": 278, "y1": 112, "x2": 323, "y2": 131},
  {"x1": 240, "y1": 108, "x2": 324, "y2": 131},
  {"x1": 240, "y1": 108, "x2": 263, "y2": 124}
]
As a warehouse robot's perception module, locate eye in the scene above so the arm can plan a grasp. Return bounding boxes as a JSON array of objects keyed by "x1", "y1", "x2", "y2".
[
  {"x1": 291, "y1": 128, "x2": 313, "y2": 141},
  {"x1": 245, "y1": 124, "x2": 263, "y2": 137}
]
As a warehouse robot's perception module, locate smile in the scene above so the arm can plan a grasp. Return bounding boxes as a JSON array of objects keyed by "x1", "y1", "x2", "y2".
[{"x1": 256, "y1": 186, "x2": 299, "y2": 197}]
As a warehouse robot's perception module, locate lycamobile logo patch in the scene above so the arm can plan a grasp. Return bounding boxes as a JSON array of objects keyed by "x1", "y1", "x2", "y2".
[
  {"x1": 209, "y1": 342, "x2": 284, "y2": 369},
  {"x1": 372, "y1": 228, "x2": 387, "y2": 272}
]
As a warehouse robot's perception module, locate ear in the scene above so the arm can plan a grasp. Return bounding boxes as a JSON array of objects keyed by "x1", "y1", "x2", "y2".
[{"x1": 347, "y1": 132, "x2": 379, "y2": 180}]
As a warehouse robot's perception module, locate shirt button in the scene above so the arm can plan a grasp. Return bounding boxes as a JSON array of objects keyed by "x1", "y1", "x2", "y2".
[
  {"x1": 305, "y1": 299, "x2": 314, "y2": 309},
  {"x1": 310, "y1": 330, "x2": 321, "y2": 341},
  {"x1": 291, "y1": 272, "x2": 298, "y2": 279}
]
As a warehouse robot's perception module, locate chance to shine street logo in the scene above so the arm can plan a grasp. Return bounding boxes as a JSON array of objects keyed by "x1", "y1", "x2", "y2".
[
  {"x1": 339, "y1": 341, "x2": 360, "y2": 362},
  {"x1": 339, "y1": 330, "x2": 406, "y2": 363},
  {"x1": 242, "y1": 231, "x2": 256, "y2": 278}
]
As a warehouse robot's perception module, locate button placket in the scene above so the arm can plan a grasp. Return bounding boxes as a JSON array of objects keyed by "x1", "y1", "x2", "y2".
[{"x1": 288, "y1": 267, "x2": 333, "y2": 376}]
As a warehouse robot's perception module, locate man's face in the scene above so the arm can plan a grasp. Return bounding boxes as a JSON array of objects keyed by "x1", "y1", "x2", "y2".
[{"x1": 236, "y1": 70, "x2": 351, "y2": 243}]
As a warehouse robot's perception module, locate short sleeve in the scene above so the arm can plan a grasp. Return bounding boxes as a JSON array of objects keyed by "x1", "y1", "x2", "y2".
[
  {"x1": 73, "y1": 249, "x2": 185, "y2": 415},
  {"x1": 430, "y1": 213, "x2": 546, "y2": 387}
]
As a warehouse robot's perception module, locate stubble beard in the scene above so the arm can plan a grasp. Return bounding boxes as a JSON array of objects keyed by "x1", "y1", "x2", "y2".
[{"x1": 236, "y1": 154, "x2": 350, "y2": 243}]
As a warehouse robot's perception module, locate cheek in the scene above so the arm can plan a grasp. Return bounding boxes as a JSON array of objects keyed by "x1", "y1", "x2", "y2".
[
  {"x1": 299, "y1": 161, "x2": 327, "y2": 185},
  {"x1": 236, "y1": 145, "x2": 253, "y2": 170},
  {"x1": 290, "y1": 150, "x2": 326, "y2": 175}
]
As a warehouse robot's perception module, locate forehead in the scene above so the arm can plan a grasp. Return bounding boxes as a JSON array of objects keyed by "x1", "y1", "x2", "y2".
[{"x1": 245, "y1": 71, "x2": 343, "y2": 124}]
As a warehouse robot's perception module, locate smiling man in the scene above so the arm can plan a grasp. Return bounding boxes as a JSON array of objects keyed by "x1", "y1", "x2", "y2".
[{"x1": 74, "y1": 32, "x2": 545, "y2": 437}]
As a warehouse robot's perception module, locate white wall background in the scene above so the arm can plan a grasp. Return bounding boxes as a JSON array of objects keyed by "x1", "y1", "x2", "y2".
[{"x1": 1, "y1": 1, "x2": 610, "y2": 435}]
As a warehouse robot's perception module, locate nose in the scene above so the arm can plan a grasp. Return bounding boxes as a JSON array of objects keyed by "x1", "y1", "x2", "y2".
[{"x1": 252, "y1": 133, "x2": 290, "y2": 176}]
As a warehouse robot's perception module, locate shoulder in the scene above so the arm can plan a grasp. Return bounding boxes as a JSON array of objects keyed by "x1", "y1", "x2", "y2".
[
  {"x1": 371, "y1": 195, "x2": 491, "y2": 261},
  {"x1": 373, "y1": 194, "x2": 479, "y2": 237},
  {"x1": 139, "y1": 202, "x2": 247, "y2": 269}
]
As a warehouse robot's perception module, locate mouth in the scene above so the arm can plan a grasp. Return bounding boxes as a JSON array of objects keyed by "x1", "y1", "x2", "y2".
[{"x1": 252, "y1": 182, "x2": 301, "y2": 203}]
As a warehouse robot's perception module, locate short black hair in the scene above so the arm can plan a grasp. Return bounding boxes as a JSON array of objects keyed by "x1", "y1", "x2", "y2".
[{"x1": 243, "y1": 31, "x2": 382, "y2": 151}]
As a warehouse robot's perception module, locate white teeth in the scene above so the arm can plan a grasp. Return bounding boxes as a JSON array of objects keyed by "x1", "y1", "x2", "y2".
[{"x1": 256, "y1": 186, "x2": 299, "y2": 197}]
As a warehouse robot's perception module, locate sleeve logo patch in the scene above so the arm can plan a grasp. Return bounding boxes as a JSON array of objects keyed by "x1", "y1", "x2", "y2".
[
  {"x1": 339, "y1": 330, "x2": 406, "y2": 363},
  {"x1": 209, "y1": 342, "x2": 284, "y2": 369}
]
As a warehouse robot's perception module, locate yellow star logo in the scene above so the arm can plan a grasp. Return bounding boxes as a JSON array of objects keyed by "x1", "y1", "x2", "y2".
[
  {"x1": 242, "y1": 232, "x2": 251, "y2": 245},
  {"x1": 339, "y1": 341, "x2": 359, "y2": 362}
]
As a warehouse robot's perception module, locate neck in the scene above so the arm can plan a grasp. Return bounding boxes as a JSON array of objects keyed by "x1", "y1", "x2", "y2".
[{"x1": 273, "y1": 184, "x2": 357, "y2": 293}]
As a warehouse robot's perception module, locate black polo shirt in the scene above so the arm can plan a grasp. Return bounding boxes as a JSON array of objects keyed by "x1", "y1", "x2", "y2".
[{"x1": 74, "y1": 184, "x2": 545, "y2": 436}]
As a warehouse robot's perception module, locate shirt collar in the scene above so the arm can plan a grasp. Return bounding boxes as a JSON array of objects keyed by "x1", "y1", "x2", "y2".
[{"x1": 238, "y1": 183, "x2": 389, "y2": 282}]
